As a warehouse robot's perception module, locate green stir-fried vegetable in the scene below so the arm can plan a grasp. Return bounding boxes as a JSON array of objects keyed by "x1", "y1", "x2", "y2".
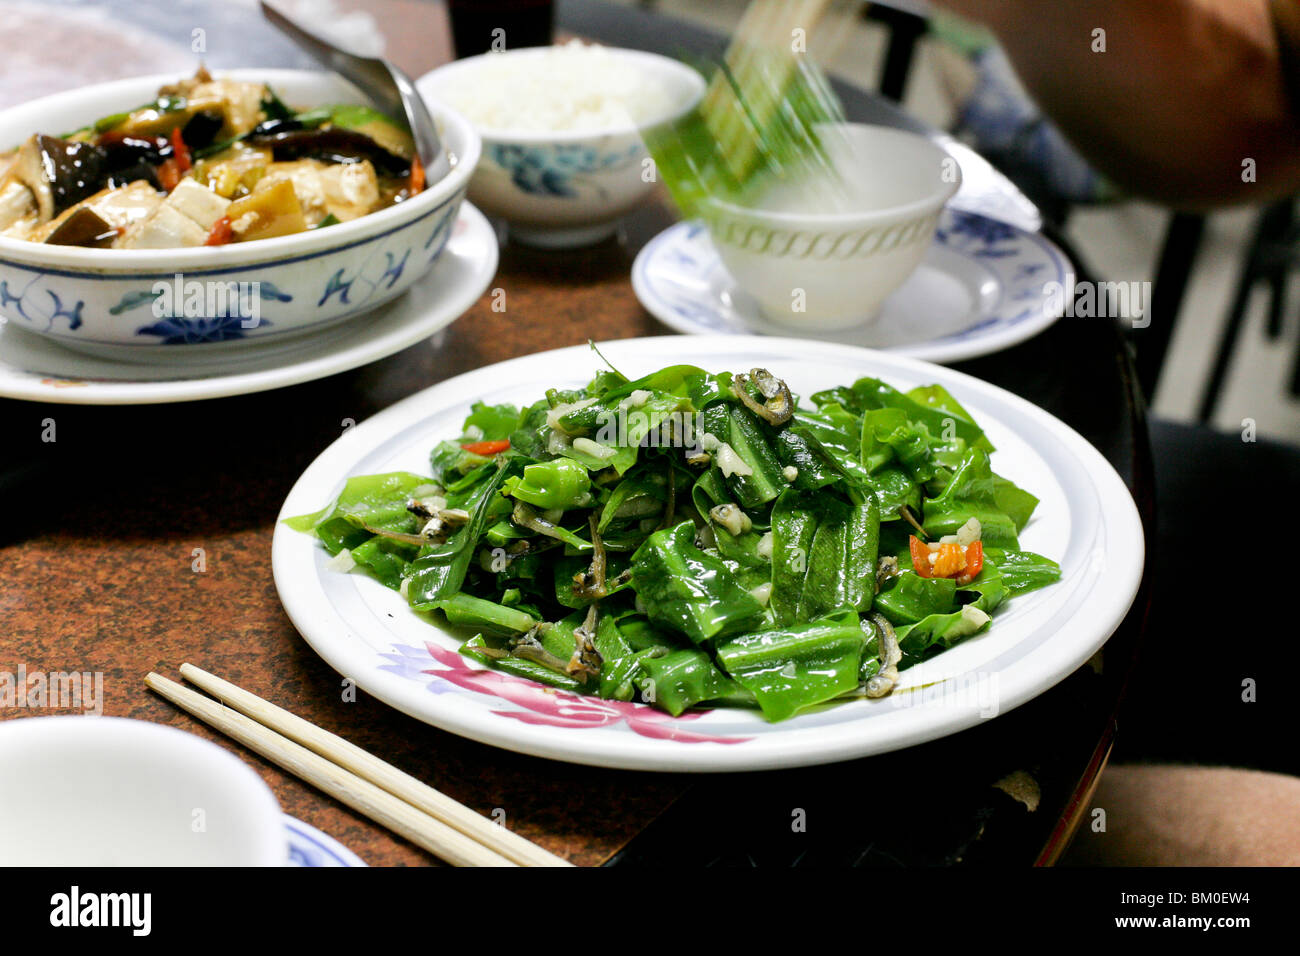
[
  {"x1": 643, "y1": 49, "x2": 845, "y2": 219},
  {"x1": 287, "y1": 361, "x2": 1061, "y2": 722}
]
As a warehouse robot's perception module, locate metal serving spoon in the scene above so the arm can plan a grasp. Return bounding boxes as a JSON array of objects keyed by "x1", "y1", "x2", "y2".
[{"x1": 260, "y1": 0, "x2": 450, "y2": 185}]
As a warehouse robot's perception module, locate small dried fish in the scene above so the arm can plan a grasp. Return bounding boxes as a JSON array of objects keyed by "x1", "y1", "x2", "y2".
[
  {"x1": 506, "y1": 624, "x2": 572, "y2": 677},
  {"x1": 864, "y1": 612, "x2": 902, "y2": 699},
  {"x1": 734, "y1": 368, "x2": 794, "y2": 426},
  {"x1": 875, "y1": 555, "x2": 900, "y2": 593},
  {"x1": 571, "y1": 512, "x2": 608, "y2": 601},
  {"x1": 566, "y1": 604, "x2": 603, "y2": 682}
]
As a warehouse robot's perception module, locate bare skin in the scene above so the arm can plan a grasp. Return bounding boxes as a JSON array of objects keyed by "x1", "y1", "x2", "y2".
[
  {"x1": 934, "y1": 0, "x2": 1300, "y2": 207},
  {"x1": 1062, "y1": 765, "x2": 1300, "y2": 865}
]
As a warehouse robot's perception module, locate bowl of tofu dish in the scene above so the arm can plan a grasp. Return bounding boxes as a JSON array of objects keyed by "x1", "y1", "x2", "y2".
[{"x1": 0, "y1": 67, "x2": 479, "y2": 353}]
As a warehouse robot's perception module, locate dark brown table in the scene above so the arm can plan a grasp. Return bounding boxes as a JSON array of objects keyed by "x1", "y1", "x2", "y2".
[{"x1": 0, "y1": 0, "x2": 1153, "y2": 867}]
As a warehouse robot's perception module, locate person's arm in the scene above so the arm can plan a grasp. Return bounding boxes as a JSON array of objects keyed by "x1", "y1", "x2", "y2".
[
  {"x1": 1062, "y1": 765, "x2": 1300, "y2": 865},
  {"x1": 935, "y1": 0, "x2": 1300, "y2": 207}
]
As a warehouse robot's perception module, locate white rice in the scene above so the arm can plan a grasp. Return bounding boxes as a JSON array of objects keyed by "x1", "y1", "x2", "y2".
[{"x1": 439, "y1": 41, "x2": 677, "y2": 132}]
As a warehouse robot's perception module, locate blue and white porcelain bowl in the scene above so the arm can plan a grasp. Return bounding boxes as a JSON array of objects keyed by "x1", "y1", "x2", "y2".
[
  {"x1": 417, "y1": 48, "x2": 704, "y2": 249},
  {"x1": 0, "y1": 69, "x2": 480, "y2": 356}
]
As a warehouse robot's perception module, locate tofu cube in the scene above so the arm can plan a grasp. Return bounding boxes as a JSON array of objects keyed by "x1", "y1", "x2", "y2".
[
  {"x1": 118, "y1": 204, "x2": 208, "y2": 249},
  {"x1": 165, "y1": 179, "x2": 231, "y2": 231}
]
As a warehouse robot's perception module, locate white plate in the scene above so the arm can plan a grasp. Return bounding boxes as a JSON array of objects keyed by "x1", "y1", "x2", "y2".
[
  {"x1": 272, "y1": 336, "x2": 1144, "y2": 772},
  {"x1": 284, "y1": 815, "x2": 366, "y2": 867},
  {"x1": 0, "y1": 204, "x2": 497, "y2": 404},
  {"x1": 632, "y1": 210, "x2": 1069, "y2": 364}
]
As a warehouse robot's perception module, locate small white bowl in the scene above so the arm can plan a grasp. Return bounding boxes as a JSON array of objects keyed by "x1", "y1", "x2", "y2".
[
  {"x1": 0, "y1": 69, "x2": 481, "y2": 355},
  {"x1": 417, "y1": 47, "x2": 704, "y2": 249},
  {"x1": 701, "y1": 124, "x2": 961, "y2": 331},
  {"x1": 0, "y1": 716, "x2": 287, "y2": 866}
]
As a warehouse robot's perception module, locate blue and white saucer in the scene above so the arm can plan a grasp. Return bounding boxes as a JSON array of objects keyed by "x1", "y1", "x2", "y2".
[
  {"x1": 632, "y1": 209, "x2": 1070, "y2": 365},
  {"x1": 285, "y1": 815, "x2": 367, "y2": 868}
]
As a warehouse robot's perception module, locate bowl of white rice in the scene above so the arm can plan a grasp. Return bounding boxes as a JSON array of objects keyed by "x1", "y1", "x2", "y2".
[{"x1": 417, "y1": 42, "x2": 704, "y2": 248}]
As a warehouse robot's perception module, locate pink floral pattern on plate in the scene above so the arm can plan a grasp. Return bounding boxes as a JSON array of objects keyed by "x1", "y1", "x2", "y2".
[{"x1": 379, "y1": 642, "x2": 753, "y2": 745}]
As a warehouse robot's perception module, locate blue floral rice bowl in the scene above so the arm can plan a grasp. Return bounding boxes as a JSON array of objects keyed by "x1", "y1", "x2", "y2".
[{"x1": 417, "y1": 46, "x2": 704, "y2": 249}]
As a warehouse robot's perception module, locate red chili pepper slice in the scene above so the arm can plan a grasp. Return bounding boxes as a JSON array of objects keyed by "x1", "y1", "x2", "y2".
[
  {"x1": 908, "y1": 535, "x2": 933, "y2": 578},
  {"x1": 204, "y1": 215, "x2": 233, "y2": 246},
  {"x1": 170, "y1": 125, "x2": 191, "y2": 173},
  {"x1": 461, "y1": 439, "x2": 510, "y2": 456},
  {"x1": 156, "y1": 158, "x2": 181, "y2": 192},
  {"x1": 911, "y1": 534, "x2": 985, "y2": 584},
  {"x1": 955, "y1": 541, "x2": 984, "y2": 585},
  {"x1": 932, "y1": 541, "x2": 968, "y2": 578}
]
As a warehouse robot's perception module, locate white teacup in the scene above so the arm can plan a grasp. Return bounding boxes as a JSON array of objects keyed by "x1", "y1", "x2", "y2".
[
  {"x1": 0, "y1": 716, "x2": 286, "y2": 866},
  {"x1": 701, "y1": 124, "x2": 961, "y2": 331}
]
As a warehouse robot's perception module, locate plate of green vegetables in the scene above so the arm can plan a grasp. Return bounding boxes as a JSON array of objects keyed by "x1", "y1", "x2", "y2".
[{"x1": 272, "y1": 336, "x2": 1143, "y2": 771}]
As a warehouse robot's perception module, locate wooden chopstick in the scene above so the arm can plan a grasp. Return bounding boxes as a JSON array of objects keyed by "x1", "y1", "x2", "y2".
[
  {"x1": 145, "y1": 672, "x2": 526, "y2": 867},
  {"x1": 176, "y1": 663, "x2": 571, "y2": 868}
]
